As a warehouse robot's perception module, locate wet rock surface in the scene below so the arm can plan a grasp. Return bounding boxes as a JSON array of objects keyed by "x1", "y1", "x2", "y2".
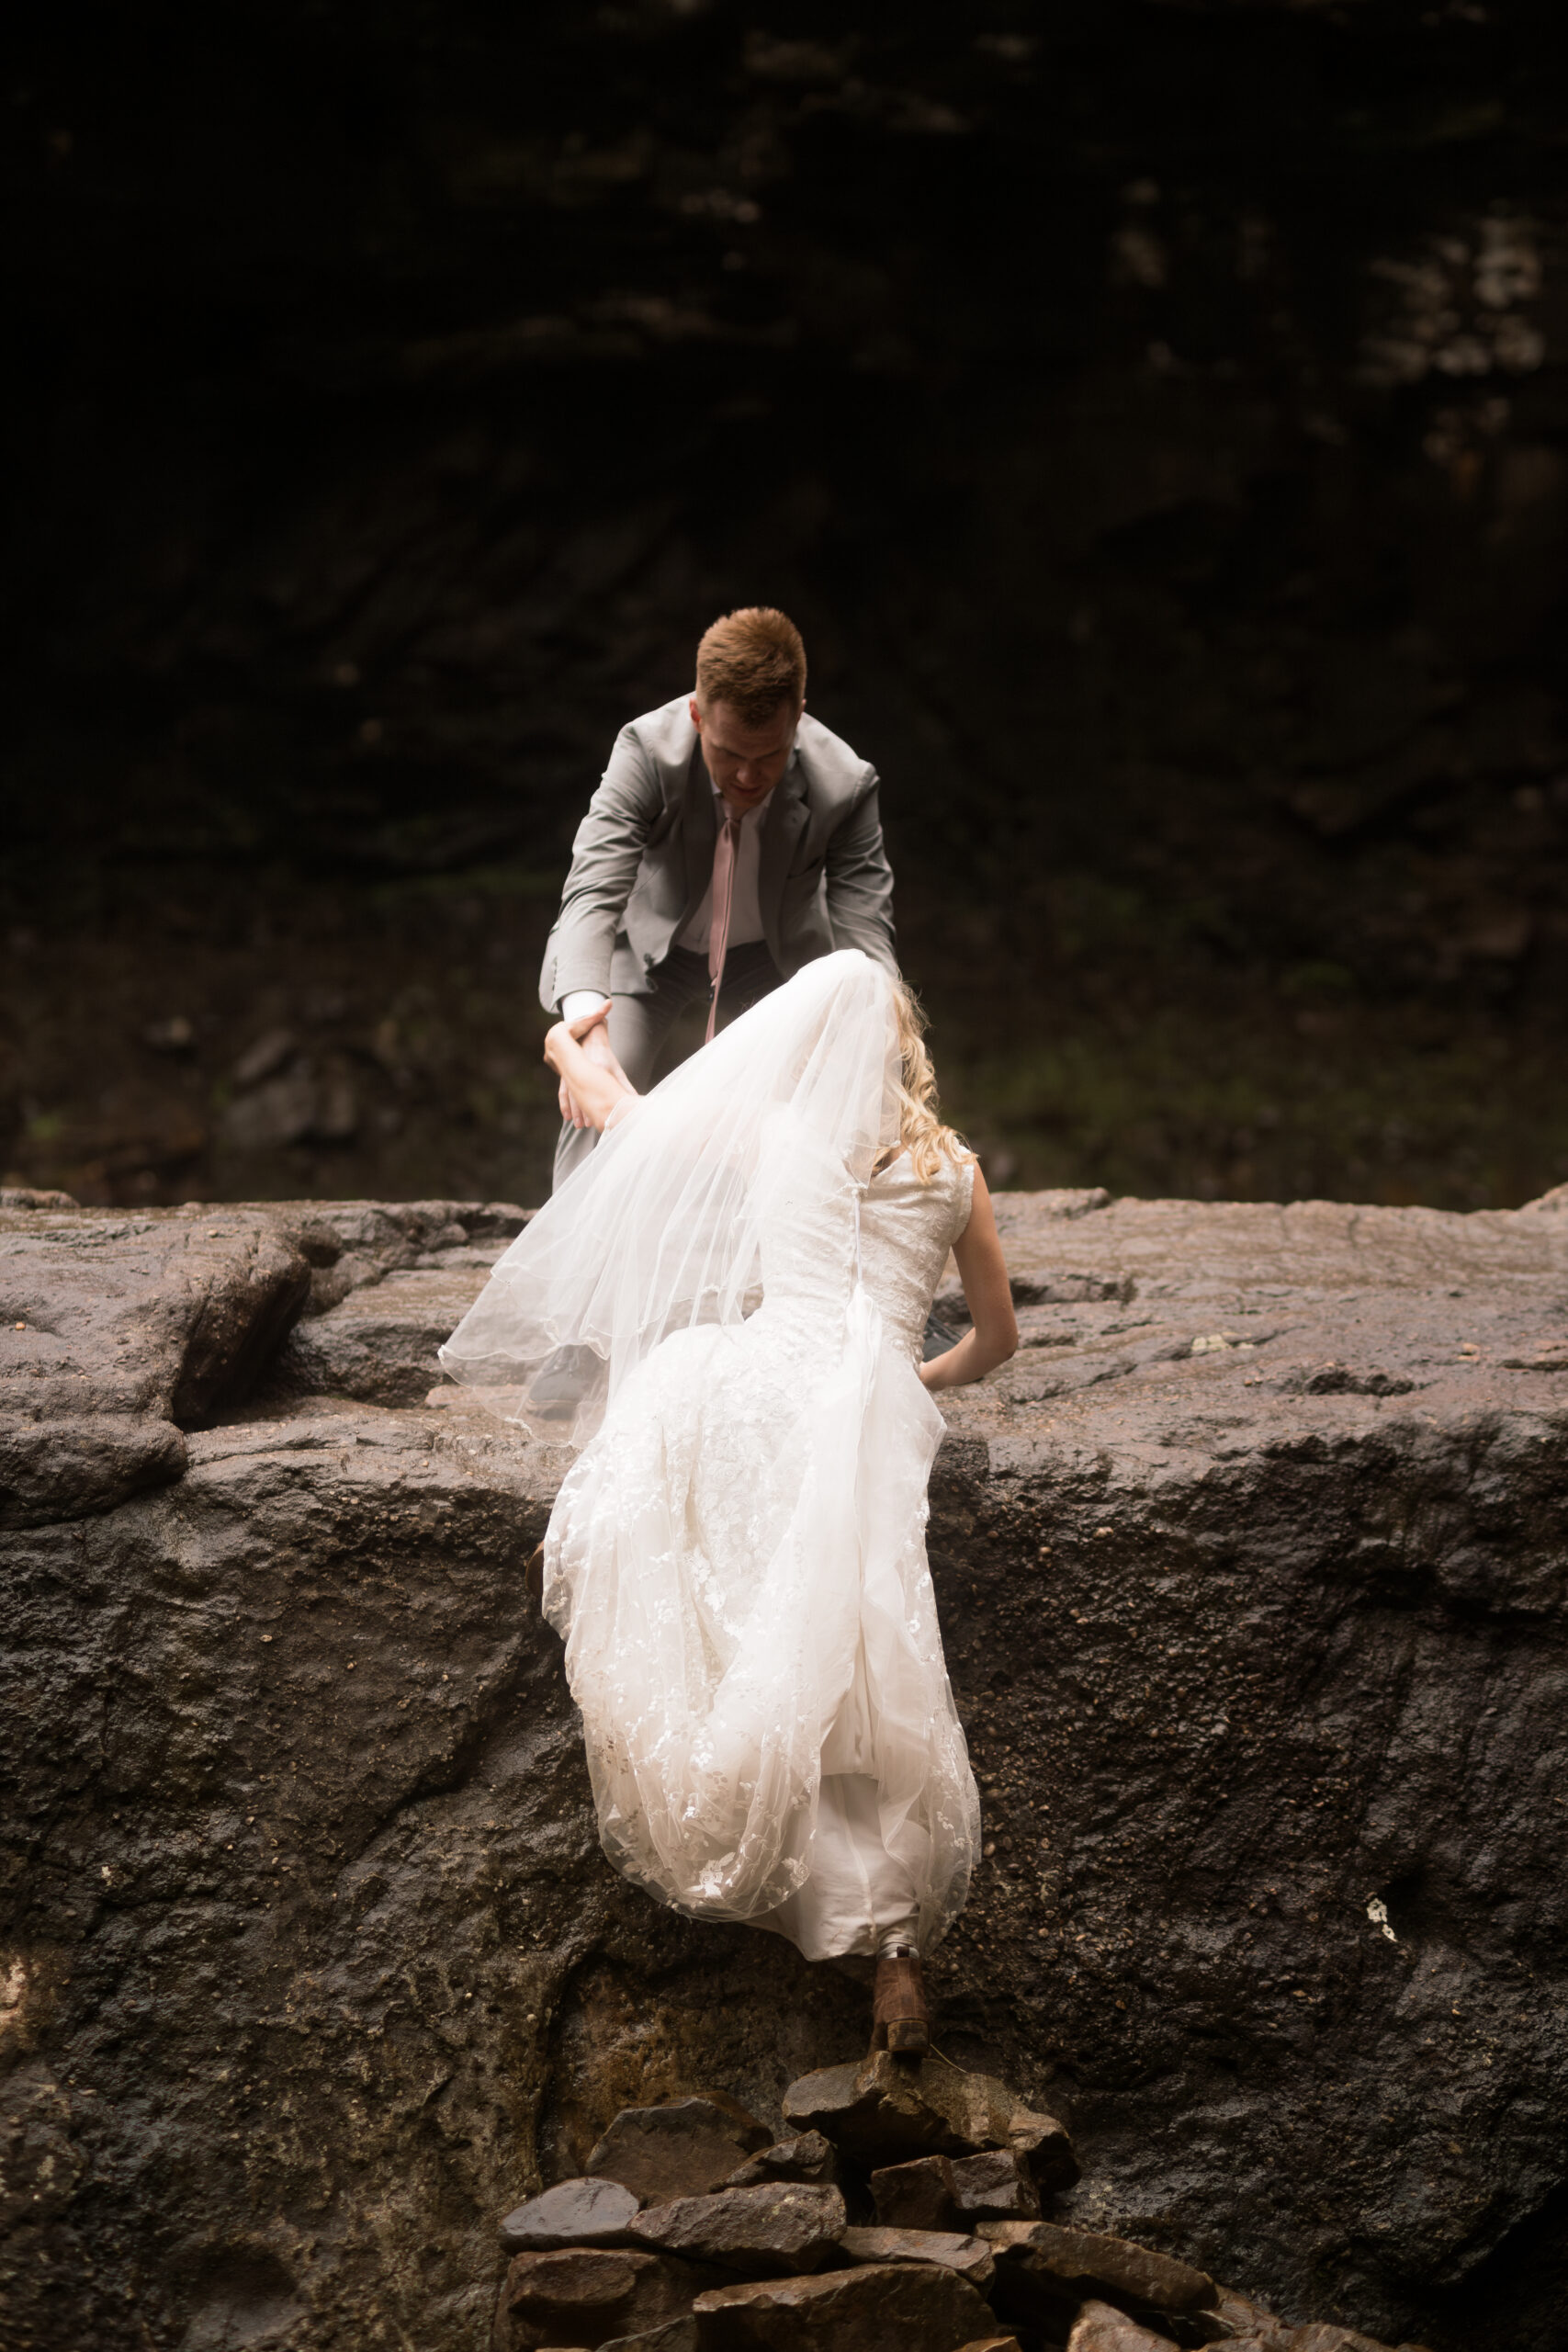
[{"x1": 2, "y1": 1189, "x2": 1565, "y2": 2349}]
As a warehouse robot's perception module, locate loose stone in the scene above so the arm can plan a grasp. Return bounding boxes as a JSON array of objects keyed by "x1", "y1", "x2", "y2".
[
  {"x1": 981, "y1": 2222, "x2": 1214, "y2": 2332},
  {"x1": 869, "y1": 2154, "x2": 962, "y2": 2230},
  {"x1": 627, "y1": 2181, "x2": 846, "y2": 2275},
  {"x1": 500, "y1": 2176, "x2": 642, "y2": 2253},
  {"x1": 493, "y1": 2245, "x2": 720, "y2": 2351},
  {"x1": 839, "y1": 2222, "x2": 996, "y2": 2286},
  {"x1": 782, "y1": 2052, "x2": 1078, "y2": 2185},
  {"x1": 691, "y1": 2260, "x2": 996, "y2": 2351},
  {"x1": 950, "y1": 2148, "x2": 1042, "y2": 2220},
  {"x1": 725, "y1": 2131, "x2": 840, "y2": 2188},
  {"x1": 1068, "y1": 2299, "x2": 1180, "y2": 2350}
]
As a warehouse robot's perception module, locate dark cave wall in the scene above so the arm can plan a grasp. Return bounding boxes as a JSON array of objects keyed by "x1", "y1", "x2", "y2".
[{"x1": 3, "y1": 0, "x2": 1567, "y2": 1212}]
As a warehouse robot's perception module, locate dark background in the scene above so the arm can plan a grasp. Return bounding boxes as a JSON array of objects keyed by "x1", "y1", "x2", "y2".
[{"x1": 4, "y1": 0, "x2": 1565, "y2": 1214}]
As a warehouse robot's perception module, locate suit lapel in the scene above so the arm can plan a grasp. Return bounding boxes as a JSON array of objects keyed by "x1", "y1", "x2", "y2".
[
  {"x1": 681, "y1": 744, "x2": 716, "y2": 926},
  {"x1": 758, "y1": 757, "x2": 809, "y2": 966}
]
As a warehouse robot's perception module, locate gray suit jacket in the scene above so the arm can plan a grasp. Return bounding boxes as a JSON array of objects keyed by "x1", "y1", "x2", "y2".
[{"x1": 540, "y1": 697, "x2": 897, "y2": 1010}]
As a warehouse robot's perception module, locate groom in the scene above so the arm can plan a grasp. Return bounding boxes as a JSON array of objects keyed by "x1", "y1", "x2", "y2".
[{"x1": 543, "y1": 605, "x2": 898, "y2": 1188}]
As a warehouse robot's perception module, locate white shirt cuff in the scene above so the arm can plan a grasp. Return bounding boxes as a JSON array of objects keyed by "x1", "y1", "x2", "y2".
[{"x1": 560, "y1": 990, "x2": 612, "y2": 1023}]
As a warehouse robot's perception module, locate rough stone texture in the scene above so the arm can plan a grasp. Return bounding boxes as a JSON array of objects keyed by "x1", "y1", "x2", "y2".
[
  {"x1": 927, "y1": 1188, "x2": 1568, "y2": 2349},
  {"x1": 690, "y1": 2260, "x2": 996, "y2": 2350},
  {"x1": 782, "y1": 2052, "x2": 1077, "y2": 2185},
  {"x1": 951, "y1": 2150, "x2": 1043, "y2": 2222},
  {"x1": 494, "y1": 2246, "x2": 722, "y2": 2352},
  {"x1": 725, "y1": 2133, "x2": 838, "y2": 2190},
  {"x1": 588, "y1": 2099, "x2": 773, "y2": 2209},
  {"x1": 838, "y1": 2223, "x2": 996, "y2": 2288},
  {"x1": 982, "y1": 2221, "x2": 1214, "y2": 2331},
  {"x1": 626, "y1": 2182, "x2": 844, "y2": 2276},
  {"x1": 4, "y1": 1192, "x2": 1568, "y2": 2349},
  {"x1": 871, "y1": 2154, "x2": 964, "y2": 2232},
  {"x1": 0, "y1": 1198, "x2": 310, "y2": 1524},
  {"x1": 502, "y1": 2177, "x2": 643, "y2": 2255}
]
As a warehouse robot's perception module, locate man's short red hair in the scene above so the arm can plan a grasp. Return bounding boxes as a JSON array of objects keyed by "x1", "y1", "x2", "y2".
[{"x1": 694, "y1": 607, "x2": 807, "y2": 727}]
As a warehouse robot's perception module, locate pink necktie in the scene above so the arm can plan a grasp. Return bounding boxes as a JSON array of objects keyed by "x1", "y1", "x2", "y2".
[{"x1": 705, "y1": 810, "x2": 742, "y2": 1043}]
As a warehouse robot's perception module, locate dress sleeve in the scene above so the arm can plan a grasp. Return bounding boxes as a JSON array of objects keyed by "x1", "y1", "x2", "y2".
[{"x1": 947, "y1": 1150, "x2": 977, "y2": 1249}]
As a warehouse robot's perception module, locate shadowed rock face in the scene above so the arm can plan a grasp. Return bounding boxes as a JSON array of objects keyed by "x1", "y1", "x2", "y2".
[{"x1": 2, "y1": 1186, "x2": 1565, "y2": 2350}]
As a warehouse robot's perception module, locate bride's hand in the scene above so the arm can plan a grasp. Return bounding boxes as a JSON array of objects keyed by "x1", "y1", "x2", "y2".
[{"x1": 546, "y1": 1009, "x2": 637, "y2": 1130}]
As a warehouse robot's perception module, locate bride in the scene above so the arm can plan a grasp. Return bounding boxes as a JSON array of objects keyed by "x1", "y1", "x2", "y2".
[{"x1": 440, "y1": 950, "x2": 1016, "y2": 2052}]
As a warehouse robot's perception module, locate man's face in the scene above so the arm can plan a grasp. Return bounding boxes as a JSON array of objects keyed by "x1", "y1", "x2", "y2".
[{"x1": 690, "y1": 695, "x2": 801, "y2": 815}]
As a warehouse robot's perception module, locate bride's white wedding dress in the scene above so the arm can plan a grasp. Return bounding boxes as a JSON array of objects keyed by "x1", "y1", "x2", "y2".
[{"x1": 440, "y1": 952, "x2": 979, "y2": 1960}]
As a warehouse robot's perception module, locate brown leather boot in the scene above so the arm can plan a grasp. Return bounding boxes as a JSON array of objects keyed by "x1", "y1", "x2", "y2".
[{"x1": 871, "y1": 1948, "x2": 930, "y2": 2058}]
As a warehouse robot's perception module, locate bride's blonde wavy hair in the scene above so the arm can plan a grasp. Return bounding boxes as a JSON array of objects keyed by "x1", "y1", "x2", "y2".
[{"x1": 882, "y1": 979, "x2": 971, "y2": 1183}]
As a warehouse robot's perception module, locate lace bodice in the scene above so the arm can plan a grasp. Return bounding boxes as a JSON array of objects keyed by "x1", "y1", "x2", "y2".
[
  {"x1": 859, "y1": 1149, "x2": 976, "y2": 1359},
  {"x1": 752, "y1": 1123, "x2": 975, "y2": 1357}
]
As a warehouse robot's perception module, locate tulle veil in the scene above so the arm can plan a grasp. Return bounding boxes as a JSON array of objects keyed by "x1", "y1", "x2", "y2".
[
  {"x1": 440, "y1": 947, "x2": 979, "y2": 1948},
  {"x1": 438, "y1": 948, "x2": 902, "y2": 1443}
]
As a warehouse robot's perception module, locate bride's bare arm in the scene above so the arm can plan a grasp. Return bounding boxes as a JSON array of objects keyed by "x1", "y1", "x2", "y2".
[
  {"x1": 543, "y1": 1006, "x2": 638, "y2": 1133},
  {"x1": 919, "y1": 1163, "x2": 1018, "y2": 1392}
]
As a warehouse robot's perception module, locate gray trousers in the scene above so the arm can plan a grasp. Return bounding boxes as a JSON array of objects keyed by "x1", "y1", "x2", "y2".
[{"x1": 551, "y1": 942, "x2": 783, "y2": 1191}]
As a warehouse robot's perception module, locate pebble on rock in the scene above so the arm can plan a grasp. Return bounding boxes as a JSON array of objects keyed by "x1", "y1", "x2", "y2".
[
  {"x1": 691, "y1": 2259, "x2": 996, "y2": 2351},
  {"x1": 627, "y1": 2181, "x2": 845, "y2": 2275},
  {"x1": 839, "y1": 2223, "x2": 996, "y2": 2287},
  {"x1": 587, "y1": 2097, "x2": 773, "y2": 2207},
  {"x1": 501, "y1": 2177, "x2": 642, "y2": 2252}
]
